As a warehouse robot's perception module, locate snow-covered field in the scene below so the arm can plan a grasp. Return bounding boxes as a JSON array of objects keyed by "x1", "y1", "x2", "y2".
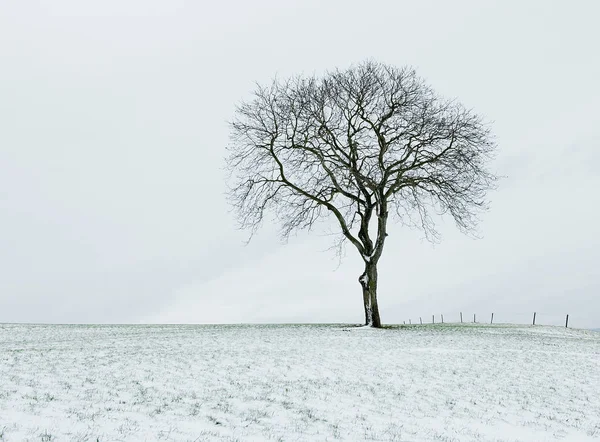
[{"x1": 1, "y1": 323, "x2": 599, "y2": 441}]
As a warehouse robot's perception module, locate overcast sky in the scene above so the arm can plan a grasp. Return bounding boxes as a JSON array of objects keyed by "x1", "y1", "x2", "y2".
[{"x1": 1, "y1": 0, "x2": 599, "y2": 328}]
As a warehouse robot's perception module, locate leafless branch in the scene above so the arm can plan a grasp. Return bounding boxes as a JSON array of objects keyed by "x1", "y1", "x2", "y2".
[{"x1": 226, "y1": 61, "x2": 498, "y2": 263}]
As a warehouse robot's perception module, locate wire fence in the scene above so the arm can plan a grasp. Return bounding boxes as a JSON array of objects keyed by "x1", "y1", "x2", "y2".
[{"x1": 401, "y1": 312, "x2": 572, "y2": 328}]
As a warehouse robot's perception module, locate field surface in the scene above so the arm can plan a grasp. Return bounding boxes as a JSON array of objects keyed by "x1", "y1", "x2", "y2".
[{"x1": 1, "y1": 323, "x2": 599, "y2": 441}]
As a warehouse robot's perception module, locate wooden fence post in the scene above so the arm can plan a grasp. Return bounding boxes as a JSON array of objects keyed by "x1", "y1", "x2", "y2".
[
  {"x1": 473, "y1": 313, "x2": 476, "y2": 323},
  {"x1": 565, "y1": 314, "x2": 569, "y2": 328},
  {"x1": 460, "y1": 312, "x2": 463, "y2": 323},
  {"x1": 533, "y1": 312, "x2": 536, "y2": 326},
  {"x1": 441, "y1": 314, "x2": 444, "y2": 324},
  {"x1": 432, "y1": 315, "x2": 435, "y2": 324},
  {"x1": 420, "y1": 317, "x2": 423, "y2": 325},
  {"x1": 490, "y1": 313, "x2": 494, "y2": 324}
]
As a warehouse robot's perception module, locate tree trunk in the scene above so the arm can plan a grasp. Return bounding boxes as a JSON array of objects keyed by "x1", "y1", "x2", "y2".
[{"x1": 359, "y1": 262, "x2": 382, "y2": 328}]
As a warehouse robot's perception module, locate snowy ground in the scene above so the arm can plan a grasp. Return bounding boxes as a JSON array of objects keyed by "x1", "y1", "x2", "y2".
[{"x1": 1, "y1": 323, "x2": 599, "y2": 441}]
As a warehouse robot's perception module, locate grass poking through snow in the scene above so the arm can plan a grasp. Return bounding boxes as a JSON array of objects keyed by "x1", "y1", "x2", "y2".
[{"x1": 0, "y1": 323, "x2": 599, "y2": 441}]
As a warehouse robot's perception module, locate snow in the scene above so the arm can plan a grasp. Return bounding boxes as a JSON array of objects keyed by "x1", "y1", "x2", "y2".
[{"x1": 1, "y1": 323, "x2": 599, "y2": 441}]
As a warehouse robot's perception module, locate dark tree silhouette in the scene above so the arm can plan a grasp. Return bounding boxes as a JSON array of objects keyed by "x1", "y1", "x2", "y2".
[{"x1": 226, "y1": 61, "x2": 498, "y2": 328}]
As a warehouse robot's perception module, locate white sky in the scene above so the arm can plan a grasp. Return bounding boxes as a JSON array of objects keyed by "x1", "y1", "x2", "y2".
[{"x1": 1, "y1": 0, "x2": 599, "y2": 328}]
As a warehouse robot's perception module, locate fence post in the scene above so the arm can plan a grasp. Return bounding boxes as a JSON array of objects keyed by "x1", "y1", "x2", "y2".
[
  {"x1": 460, "y1": 312, "x2": 463, "y2": 323},
  {"x1": 533, "y1": 312, "x2": 536, "y2": 326},
  {"x1": 473, "y1": 313, "x2": 476, "y2": 323},
  {"x1": 441, "y1": 314, "x2": 444, "y2": 324},
  {"x1": 432, "y1": 315, "x2": 435, "y2": 324},
  {"x1": 491, "y1": 313, "x2": 494, "y2": 324},
  {"x1": 565, "y1": 314, "x2": 569, "y2": 328}
]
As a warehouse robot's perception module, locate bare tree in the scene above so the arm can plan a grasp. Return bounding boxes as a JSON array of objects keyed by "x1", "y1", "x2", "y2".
[{"x1": 226, "y1": 61, "x2": 497, "y2": 328}]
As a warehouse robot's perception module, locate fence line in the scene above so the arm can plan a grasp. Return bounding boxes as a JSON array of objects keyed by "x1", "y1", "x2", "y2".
[{"x1": 402, "y1": 312, "x2": 571, "y2": 328}]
